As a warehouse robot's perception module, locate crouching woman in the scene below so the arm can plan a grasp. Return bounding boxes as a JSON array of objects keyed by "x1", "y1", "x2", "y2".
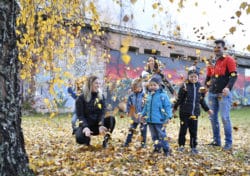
[{"x1": 75, "y1": 75, "x2": 116, "y2": 148}]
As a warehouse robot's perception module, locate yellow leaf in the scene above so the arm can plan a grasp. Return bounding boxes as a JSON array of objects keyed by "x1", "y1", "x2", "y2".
[
  {"x1": 123, "y1": 15, "x2": 129, "y2": 22},
  {"x1": 173, "y1": 30, "x2": 179, "y2": 36},
  {"x1": 68, "y1": 54, "x2": 75, "y2": 64},
  {"x1": 121, "y1": 37, "x2": 131, "y2": 46},
  {"x1": 161, "y1": 41, "x2": 167, "y2": 45},
  {"x1": 130, "y1": 0, "x2": 137, "y2": 4},
  {"x1": 189, "y1": 171, "x2": 196, "y2": 176},
  {"x1": 235, "y1": 11, "x2": 241, "y2": 18},
  {"x1": 112, "y1": 96, "x2": 117, "y2": 102},
  {"x1": 247, "y1": 45, "x2": 250, "y2": 51},
  {"x1": 49, "y1": 112, "x2": 56, "y2": 119},
  {"x1": 240, "y1": 2, "x2": 247, "y2": 9},
  {"x1": 120, "y1": 46, "x2": 129, "y2": 54},
  {"x1": 97, "y1": 103, "x2": 102, "y2": 109},
  {"x1": 231, "y1": 72, "x2": 236, "y2": 77},
  {"x1": 196, "y1": 49, "x2": 201, "y2": 56},
  {"x1": 152, "y1": 3, "x2": 158, "y2": 9},
  {"x1": 122, "y1": 54, "x2": 131, "y2": 65},
  {"x1": 229, "y1": 26, "x2": 236, "y2": 34},
  {"x1": 176, "y1": 25, "x2": 181, "y2": 31},
  {"x1": 63, "y1": 72, "x2": 72, "y2": 78},
  {"x1": 20, "y1": 70, "x2": 27, "y2": 80},
  {"x1": 247, "y1": 5, "x2": 250, "y2": 14}
]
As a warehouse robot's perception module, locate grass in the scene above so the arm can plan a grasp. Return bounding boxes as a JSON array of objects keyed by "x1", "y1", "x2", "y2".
[{"x1": 21, "y1": 107, "x2": 250, "y2": 175}]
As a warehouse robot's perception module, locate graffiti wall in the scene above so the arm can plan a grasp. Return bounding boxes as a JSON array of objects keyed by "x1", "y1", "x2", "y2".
[
  {"x1": 29, "y1": 49, "x2": 249, "y2": 113},
  {"x1": 105, "y1": 50, "x2": 250, "y2": 108}
]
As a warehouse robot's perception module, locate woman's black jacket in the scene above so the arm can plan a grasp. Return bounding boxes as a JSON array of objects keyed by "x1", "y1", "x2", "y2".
[{"x1": 76, "y1": 92, "x2": 106, "y2": 128}]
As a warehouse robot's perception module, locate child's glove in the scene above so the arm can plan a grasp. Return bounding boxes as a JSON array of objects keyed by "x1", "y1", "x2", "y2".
[
  {"x1": 82, "y1": 127, "x2": 92, "y2": 137},
  {"x1": 99, "y1": 126, "x2": 108, "y2": 135}
]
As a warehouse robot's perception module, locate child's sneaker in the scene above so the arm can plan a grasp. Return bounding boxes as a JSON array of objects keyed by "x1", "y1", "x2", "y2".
[
  {"x1": 123, "y1": 143, "x2": 129, "y2": 147},
  {"x1": 163, "y1": 148, "x2": 171, "y2": 157},
  {"x1": 153, "y1": 148, "x2": 161, "y2": 153},
  {"x1": 177, "y1": 146, "x2": 185, "y2": 152},
  {"x1": 191, "y1": 148, "x2": 198, "y2": 155},
  {"x1": 223, "y1": 144, "x2": 232, "y2": 151}
]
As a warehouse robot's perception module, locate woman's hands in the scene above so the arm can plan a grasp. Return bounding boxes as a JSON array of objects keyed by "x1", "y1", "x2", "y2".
[
  {"x1": 82, "y1": 127, "x2": 92, "y2": 137},
  {"x1": 99, "y1": 126, "x2": 108, "y2": 135}
]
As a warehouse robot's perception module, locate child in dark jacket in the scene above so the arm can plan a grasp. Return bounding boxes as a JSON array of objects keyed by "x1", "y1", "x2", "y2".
[
  {"x1": 173, "y1": 69, "x2": 213, "y2": 154},
  {"x1": 124, "y1": 78, "x2": 147, "y2": 148},
  {"x1": 140, "y1": 77, "x2": 172, "y2": 156}
]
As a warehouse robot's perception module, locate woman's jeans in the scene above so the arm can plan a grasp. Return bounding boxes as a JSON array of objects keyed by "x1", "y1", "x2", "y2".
[{"x1": 208, "y1": 92, "x2": 232, "y2": 147}]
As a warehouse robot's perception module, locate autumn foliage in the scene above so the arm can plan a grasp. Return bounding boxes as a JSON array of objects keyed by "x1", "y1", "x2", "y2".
[{"x1": 23, "y1": 108, "x2": 250, "y2": 175}]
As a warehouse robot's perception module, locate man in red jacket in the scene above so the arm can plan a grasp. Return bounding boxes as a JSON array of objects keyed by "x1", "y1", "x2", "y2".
[{"x1": 205, "y1": 39, "x2": 237, "y2": 150}]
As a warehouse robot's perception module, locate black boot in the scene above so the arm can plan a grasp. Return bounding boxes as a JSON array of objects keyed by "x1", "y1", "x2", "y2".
[{"x1": 102, "y1": 134, "x2": 110, "y2": 148}]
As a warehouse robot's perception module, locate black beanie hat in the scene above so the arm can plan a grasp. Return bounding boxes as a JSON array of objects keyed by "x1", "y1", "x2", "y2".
[{"x1": 149, "y1": 77, "x2": 161, "y2": 85}]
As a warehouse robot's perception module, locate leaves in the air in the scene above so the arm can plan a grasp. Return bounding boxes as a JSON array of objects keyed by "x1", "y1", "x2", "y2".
[
  {"x1": 247, "y1": 45, "x2": 250, "y2": 51},
  {"x1": 123, "y1": 15, "x2": 129, "y2": 22},
  {"x1": 130, "y1": 0, "x2": 137, "y2": 4},
  {"x1": 235, "y1": 11, "x2": 242, "y2": 18},
  {"x1": 229, "y1": 26, "x2": 236, "y2": 34}
]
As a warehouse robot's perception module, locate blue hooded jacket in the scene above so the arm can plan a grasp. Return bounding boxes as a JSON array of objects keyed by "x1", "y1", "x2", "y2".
[
  {"x1": 126, "y1": 91, "x2": 144, "y2": 123},
  {"x1": 141, "y1": 89, "x2": 172, "y2": 124}
]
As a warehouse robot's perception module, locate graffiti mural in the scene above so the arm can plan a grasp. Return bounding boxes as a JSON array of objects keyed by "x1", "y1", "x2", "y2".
[
  {"x1": 28, "y1": 49, "x2": 249, "y2": 113},
  {"x1": 105, "y1": 50, "x2": 250, "y2": 109}
]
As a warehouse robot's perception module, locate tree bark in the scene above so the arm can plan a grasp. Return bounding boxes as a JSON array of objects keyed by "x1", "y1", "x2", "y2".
[{"x1": 0, "y1": 0, "x2": 34, "y2": 175}]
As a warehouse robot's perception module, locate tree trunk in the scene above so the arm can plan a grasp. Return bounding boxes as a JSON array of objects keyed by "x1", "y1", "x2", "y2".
[{"x1": 0, "y1": 0, "x2": 34, "y2": 175}]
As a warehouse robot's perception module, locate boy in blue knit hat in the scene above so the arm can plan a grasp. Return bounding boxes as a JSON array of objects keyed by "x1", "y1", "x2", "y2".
[{"x1": 140, "y1": 77, "x2": 172, "y2": 156}]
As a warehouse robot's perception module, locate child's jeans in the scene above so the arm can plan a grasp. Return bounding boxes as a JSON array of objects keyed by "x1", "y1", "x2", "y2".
[
  {"x1": 148, "y1": 123, "x2": 170, "y2": 153},
  {"x1": 124, "y1": 122, "x2": 147, "y2": 147}
]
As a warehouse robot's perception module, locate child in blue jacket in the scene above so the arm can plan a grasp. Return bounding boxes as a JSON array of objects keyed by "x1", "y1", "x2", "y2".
[
  {"x1": 140, "y1": 77, "x2": 172, "y2": 156},
  {"x1": 124, "y1": 78, "x2": 147, "y2": 148}
]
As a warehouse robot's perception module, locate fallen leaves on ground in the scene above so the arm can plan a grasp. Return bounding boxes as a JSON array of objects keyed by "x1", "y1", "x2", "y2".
[{"x1": 22, "y1": 115, "x2": 250, "y2": 176}]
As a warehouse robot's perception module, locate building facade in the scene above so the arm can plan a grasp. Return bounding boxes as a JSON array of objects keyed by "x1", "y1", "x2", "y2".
[{"x1": 29, "y1": 23, "x2": 250, "y2": 112}]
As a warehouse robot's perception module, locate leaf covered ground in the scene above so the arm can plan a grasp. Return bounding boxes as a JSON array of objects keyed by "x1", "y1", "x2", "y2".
[{"x1": 22, "y1": 108, "x2": 250, "y2": 176}]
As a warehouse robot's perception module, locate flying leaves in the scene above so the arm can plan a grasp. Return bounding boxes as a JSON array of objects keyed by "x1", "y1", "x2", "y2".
[
  {"x1": 120, "y1": 37, "x2": 132, "y2": 65},
  {"x1": 229, "y1": 26, "x2": 236, "y2": 34}
]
